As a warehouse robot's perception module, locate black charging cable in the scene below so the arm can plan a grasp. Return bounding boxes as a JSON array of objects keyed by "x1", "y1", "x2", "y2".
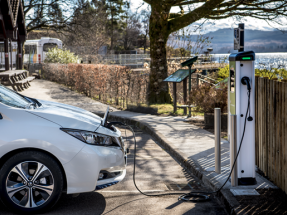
[{"x1": 108, "y1": 85, "x2": 251, "y2": 202}]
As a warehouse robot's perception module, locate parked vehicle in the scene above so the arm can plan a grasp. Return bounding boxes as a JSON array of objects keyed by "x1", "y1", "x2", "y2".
[
  {"x1": 0, "y1": 84, "x2": 126, "y2": 213},
  {"x1": 23, "y1": 37, "x2": 62, "y2": 64},
  {"x1": 0, "y1": 38, "x2": 62, "y2": 70}
]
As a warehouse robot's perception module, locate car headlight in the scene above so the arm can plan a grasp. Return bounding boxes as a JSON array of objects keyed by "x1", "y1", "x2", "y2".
[{"x1": 61, "y1": 128, "x2": 122, "y2": 147}]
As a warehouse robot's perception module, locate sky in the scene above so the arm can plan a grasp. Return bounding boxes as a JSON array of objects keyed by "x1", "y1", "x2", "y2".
[{"x1": 130, "y1": 0, "x2": 287, "y2": 34}]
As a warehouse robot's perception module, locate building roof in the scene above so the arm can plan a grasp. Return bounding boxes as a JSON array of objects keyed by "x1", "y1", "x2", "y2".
[{"x1": 10, "y1": 0, "x2": 20, "y2": 27}]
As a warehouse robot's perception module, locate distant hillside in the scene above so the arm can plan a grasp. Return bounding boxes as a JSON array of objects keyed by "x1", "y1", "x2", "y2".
[{"x1": 205, "y1": 28, "x2": 287, "y2": 53}]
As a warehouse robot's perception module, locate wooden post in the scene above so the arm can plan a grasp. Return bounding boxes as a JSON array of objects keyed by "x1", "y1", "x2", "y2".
[
  {"x1": 258, "y1": 78, "x2": 261, "y2": 170},
  {"x1": 266, "y1": 78, "x2": 271, "y2": 178},
  {"x1": 275, "y1": 80, "x2": 279, "y2": 185},
  {"x1": 10, "y1": 39, "x2": 12, "y2": 70},
  {"x1": 277, "y1": 82, "x2": 283, "y2": 188},
  {"x1": 188, "y1": 66, "x2": 191, "y2": 93},
  {"x1": 173, "y1": 82, "x2": 177, "y2": 113},
  {"x1": 265, "y1": 77, "x2": 269, "y2": 175},
  {"x1": 17, "y1": 41, "x2": 22, "y2": 70},
  {"x1": 284, "y1": 82, "x2": 287, "y2": 193},
  {"x1": 255, "y1": 76, "x2": 259, "y2": 166},
  {"x1": 272, "y1": 80, "x2": 276, "y2": 185},
  {"x1": 4, "y1": 39, "x2": 9, "y2": 71},
  {"x1": 188, "y1": 66, "x2": 192, "y2": 117},
  {"x1": 281, "y1": 81, "x2": 285, "y2": 192},
  {"x1": 262, "y1": 78, "x2": 266, "y2": 174},
  {"x1": 183, "y1": 78, "x2": 187, "y2": 115}
]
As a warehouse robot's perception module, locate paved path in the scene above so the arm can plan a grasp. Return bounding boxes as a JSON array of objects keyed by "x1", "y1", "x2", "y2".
[{"x1": 19, "y1": 79, "x2": 277, "y2": 214}]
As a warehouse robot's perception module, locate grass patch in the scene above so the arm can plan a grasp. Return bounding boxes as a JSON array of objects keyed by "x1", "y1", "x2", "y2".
[
  {"x1": 149, "y1": 103, "x2": 204, "y2": 116},
  {"x1": 91, "y1": 96, "x2": 204, "y2": 117}
]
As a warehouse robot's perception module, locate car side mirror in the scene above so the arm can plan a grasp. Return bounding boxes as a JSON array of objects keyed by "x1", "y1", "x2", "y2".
[{"x1": 0, "y1": 113, "x2": 2, "y2": 119}]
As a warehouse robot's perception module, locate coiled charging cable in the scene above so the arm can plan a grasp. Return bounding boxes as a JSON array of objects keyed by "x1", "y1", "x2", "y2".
[{"x1": 115, "y1": 89, "x2": 251, "y2": 202}]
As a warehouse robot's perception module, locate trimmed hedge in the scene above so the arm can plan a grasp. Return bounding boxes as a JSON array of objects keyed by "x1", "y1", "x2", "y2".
[{"x1": 42, "y1": 63, "x2": 149, "y2": 106}]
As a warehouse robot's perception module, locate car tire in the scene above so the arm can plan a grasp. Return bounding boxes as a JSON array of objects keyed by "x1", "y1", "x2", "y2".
[{"x1": 0, "y1": 151, "x2": 63, "y2": 214}]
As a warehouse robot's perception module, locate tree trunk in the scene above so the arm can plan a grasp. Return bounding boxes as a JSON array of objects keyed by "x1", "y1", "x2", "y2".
[
  {"x1": 148, "y1": 5, "x2": 171, "y2": 104},
  {"x1": 111, "y1": 14, "x2": 114, "y2": 50}
]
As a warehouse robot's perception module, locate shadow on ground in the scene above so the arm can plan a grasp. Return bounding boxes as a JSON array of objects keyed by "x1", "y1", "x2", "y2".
[{"x1": 0, "y1": 192, "x2": 106, "y2": 215}]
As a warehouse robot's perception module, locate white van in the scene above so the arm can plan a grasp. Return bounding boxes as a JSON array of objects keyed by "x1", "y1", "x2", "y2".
[
  {"x1": 23, "y1": 37, "x2": 62, "y2": 64},
  {"x1": 0, "y1": 38, "x2": 62, "y2": 69}
]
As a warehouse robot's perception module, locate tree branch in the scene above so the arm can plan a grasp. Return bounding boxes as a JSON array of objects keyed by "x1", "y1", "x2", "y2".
[
  {"x1": 174, "y1": 0, "x2": 207, "y2": 6},
  {"x1": 142, "y1": 0, "x2": 153, "y2": 5},
  {"x1": 167, "y1": 0, "x2": 225, "y2": 33}
]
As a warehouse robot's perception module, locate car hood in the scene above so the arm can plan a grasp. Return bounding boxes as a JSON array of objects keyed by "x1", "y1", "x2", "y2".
[{"x1": 26, "y1": 100, "x2": 102, "y2": 131}]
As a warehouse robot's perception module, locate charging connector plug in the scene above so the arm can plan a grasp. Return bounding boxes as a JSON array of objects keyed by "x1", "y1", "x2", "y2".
[
  {"x1": 106, "y1": 121, "x2": 126, "y2": 129},
  {"x1": 241, "y1": 76, "x2": 251, "y2": 91},
  {"x1": 247, "y1": 116, "x2": 253, "y2": 121}
]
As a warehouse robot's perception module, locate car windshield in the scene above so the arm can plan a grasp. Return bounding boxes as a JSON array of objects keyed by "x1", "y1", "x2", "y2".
[{"x1": 0, "y1": 85, "x2": 31, "y2": 109}]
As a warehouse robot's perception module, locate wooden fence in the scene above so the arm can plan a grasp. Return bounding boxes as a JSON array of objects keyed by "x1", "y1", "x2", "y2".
[{"x1": 255, "y1": 76, "x2": 287, "y2": 193}]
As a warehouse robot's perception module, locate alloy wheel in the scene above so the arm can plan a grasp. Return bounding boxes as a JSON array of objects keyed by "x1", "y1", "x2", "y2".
[{"x1": 5, "y1": 161, "x2": 54, "y2": 208}]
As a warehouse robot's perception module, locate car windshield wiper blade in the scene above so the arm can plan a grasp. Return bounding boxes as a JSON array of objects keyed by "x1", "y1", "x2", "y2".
[
  {"x1": 14, "y1": 92, "x2": 41, "y2": 106},
  {"x1": 25, "y1": 103, "x2": 36, "y2": 109},
  {"x1": 26, "y1": 97, "x2": 42, "y2": 107}
]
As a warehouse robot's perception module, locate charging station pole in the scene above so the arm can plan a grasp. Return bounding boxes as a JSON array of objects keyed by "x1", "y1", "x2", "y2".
[{"x1": 228, "y1": 23, "x2": 256, "y2": 185}]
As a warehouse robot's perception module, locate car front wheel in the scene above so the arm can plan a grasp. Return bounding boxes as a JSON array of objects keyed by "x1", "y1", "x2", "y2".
[{"x1": 0, "y1": 151, "x2": 63, "y2": 213}]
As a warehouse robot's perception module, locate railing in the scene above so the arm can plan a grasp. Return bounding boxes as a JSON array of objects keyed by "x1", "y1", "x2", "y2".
[
  {"x1": 255, "y1": 76, "x2": 287, "y2": 193},
  {"x1": 197, "y1": 73, "x2": 217, "y2": 82},
  {"x1": 102, "y1": 54, "x2": 217, "y2": 67},
  {"x1": 197, "y1": 74, "x2": 217, "y2": 86},
  {"x1": 198, "y1": 78, "x2": 216, "y2": 86}
]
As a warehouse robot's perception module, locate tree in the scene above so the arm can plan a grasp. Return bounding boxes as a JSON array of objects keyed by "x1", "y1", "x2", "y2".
[
  {"x1": 167, "y1": 26, "x2": 213, "y2": 59},
  {"x1": 140, "y1": 8, "x2": 151, "y2": 54},
  {"x1": 121, "y1": 12, "x2": 142, "y2": 50},
  {"x1": 49, "y1": 3, "x2": 64, "y2": 26},
  {"x1": 104, "y1": 0, "x2": 129, "y2": 50},
  {"x1": 143, "y1": 0, "x2": 287, "y2": 104},
  {"x1": 64, "y1": 1, "x2": 108, "y2": 56},
  {"x1": 23, "y1": 0, "x2": 89, "y2": 32}
]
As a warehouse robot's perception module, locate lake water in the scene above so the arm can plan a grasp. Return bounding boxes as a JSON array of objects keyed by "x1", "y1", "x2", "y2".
[{"x1": 212, "y1": 52, "x2": 287, "y2": 69}]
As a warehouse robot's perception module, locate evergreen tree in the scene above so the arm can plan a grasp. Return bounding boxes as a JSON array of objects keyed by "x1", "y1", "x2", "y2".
[
  {"x1": 49, "y1": 3, "x2": 64, "y2": 26},
  {"x1": 104, "y1": 0, "x2": 129, "y2": 50}
]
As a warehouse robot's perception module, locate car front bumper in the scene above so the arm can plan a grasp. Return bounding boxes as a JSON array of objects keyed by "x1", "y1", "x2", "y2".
[
  {"x1": 95, "y1": 169, "x2": 126, "y2": 190},
  {"x1": 63, "y1": 143, "x2": 126, "y2": 194}
]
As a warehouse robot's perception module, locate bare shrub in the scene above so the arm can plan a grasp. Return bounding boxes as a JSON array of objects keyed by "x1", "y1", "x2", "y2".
[
  {"x1": 41, "y1": 63, "x2": 149, "y2": 107},
  {"x1": 189, "y1": 83, "x2": 227, "y2": 113}
]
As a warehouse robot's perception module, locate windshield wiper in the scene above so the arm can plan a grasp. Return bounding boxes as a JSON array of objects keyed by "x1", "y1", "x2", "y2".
[
  {"x1": 25, "y1": 103, "x2": 36, "y2": 109},
  {"x1": 25, "y1": 97, "x2": 42, "y2": 107},
  {"x1": 14, "y1": 92, "x2": 42, "y2": 107}
]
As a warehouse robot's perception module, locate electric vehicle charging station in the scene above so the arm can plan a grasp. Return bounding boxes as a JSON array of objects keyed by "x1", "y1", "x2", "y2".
[
  {"x1": 228, "y1": 23, "x2": 256, "y2": 185},
  {"x1": 228, "y1": 51, "x2": 256, "y2": 185}
]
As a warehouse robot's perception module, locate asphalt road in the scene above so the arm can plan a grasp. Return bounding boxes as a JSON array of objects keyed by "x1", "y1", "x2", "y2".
[{"x1": 0, "y1": 127, "x2": 227, "y2": 215}]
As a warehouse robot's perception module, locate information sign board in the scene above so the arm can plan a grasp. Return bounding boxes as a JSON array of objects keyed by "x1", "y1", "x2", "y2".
[{"x1": 163, "y1": 69, "x2": 195, "y2": 83}]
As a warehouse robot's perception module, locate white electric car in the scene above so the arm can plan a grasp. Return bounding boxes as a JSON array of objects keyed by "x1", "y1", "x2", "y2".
[{"x1": 0, "y1": 84, "x2": 127, "y2": 213}]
